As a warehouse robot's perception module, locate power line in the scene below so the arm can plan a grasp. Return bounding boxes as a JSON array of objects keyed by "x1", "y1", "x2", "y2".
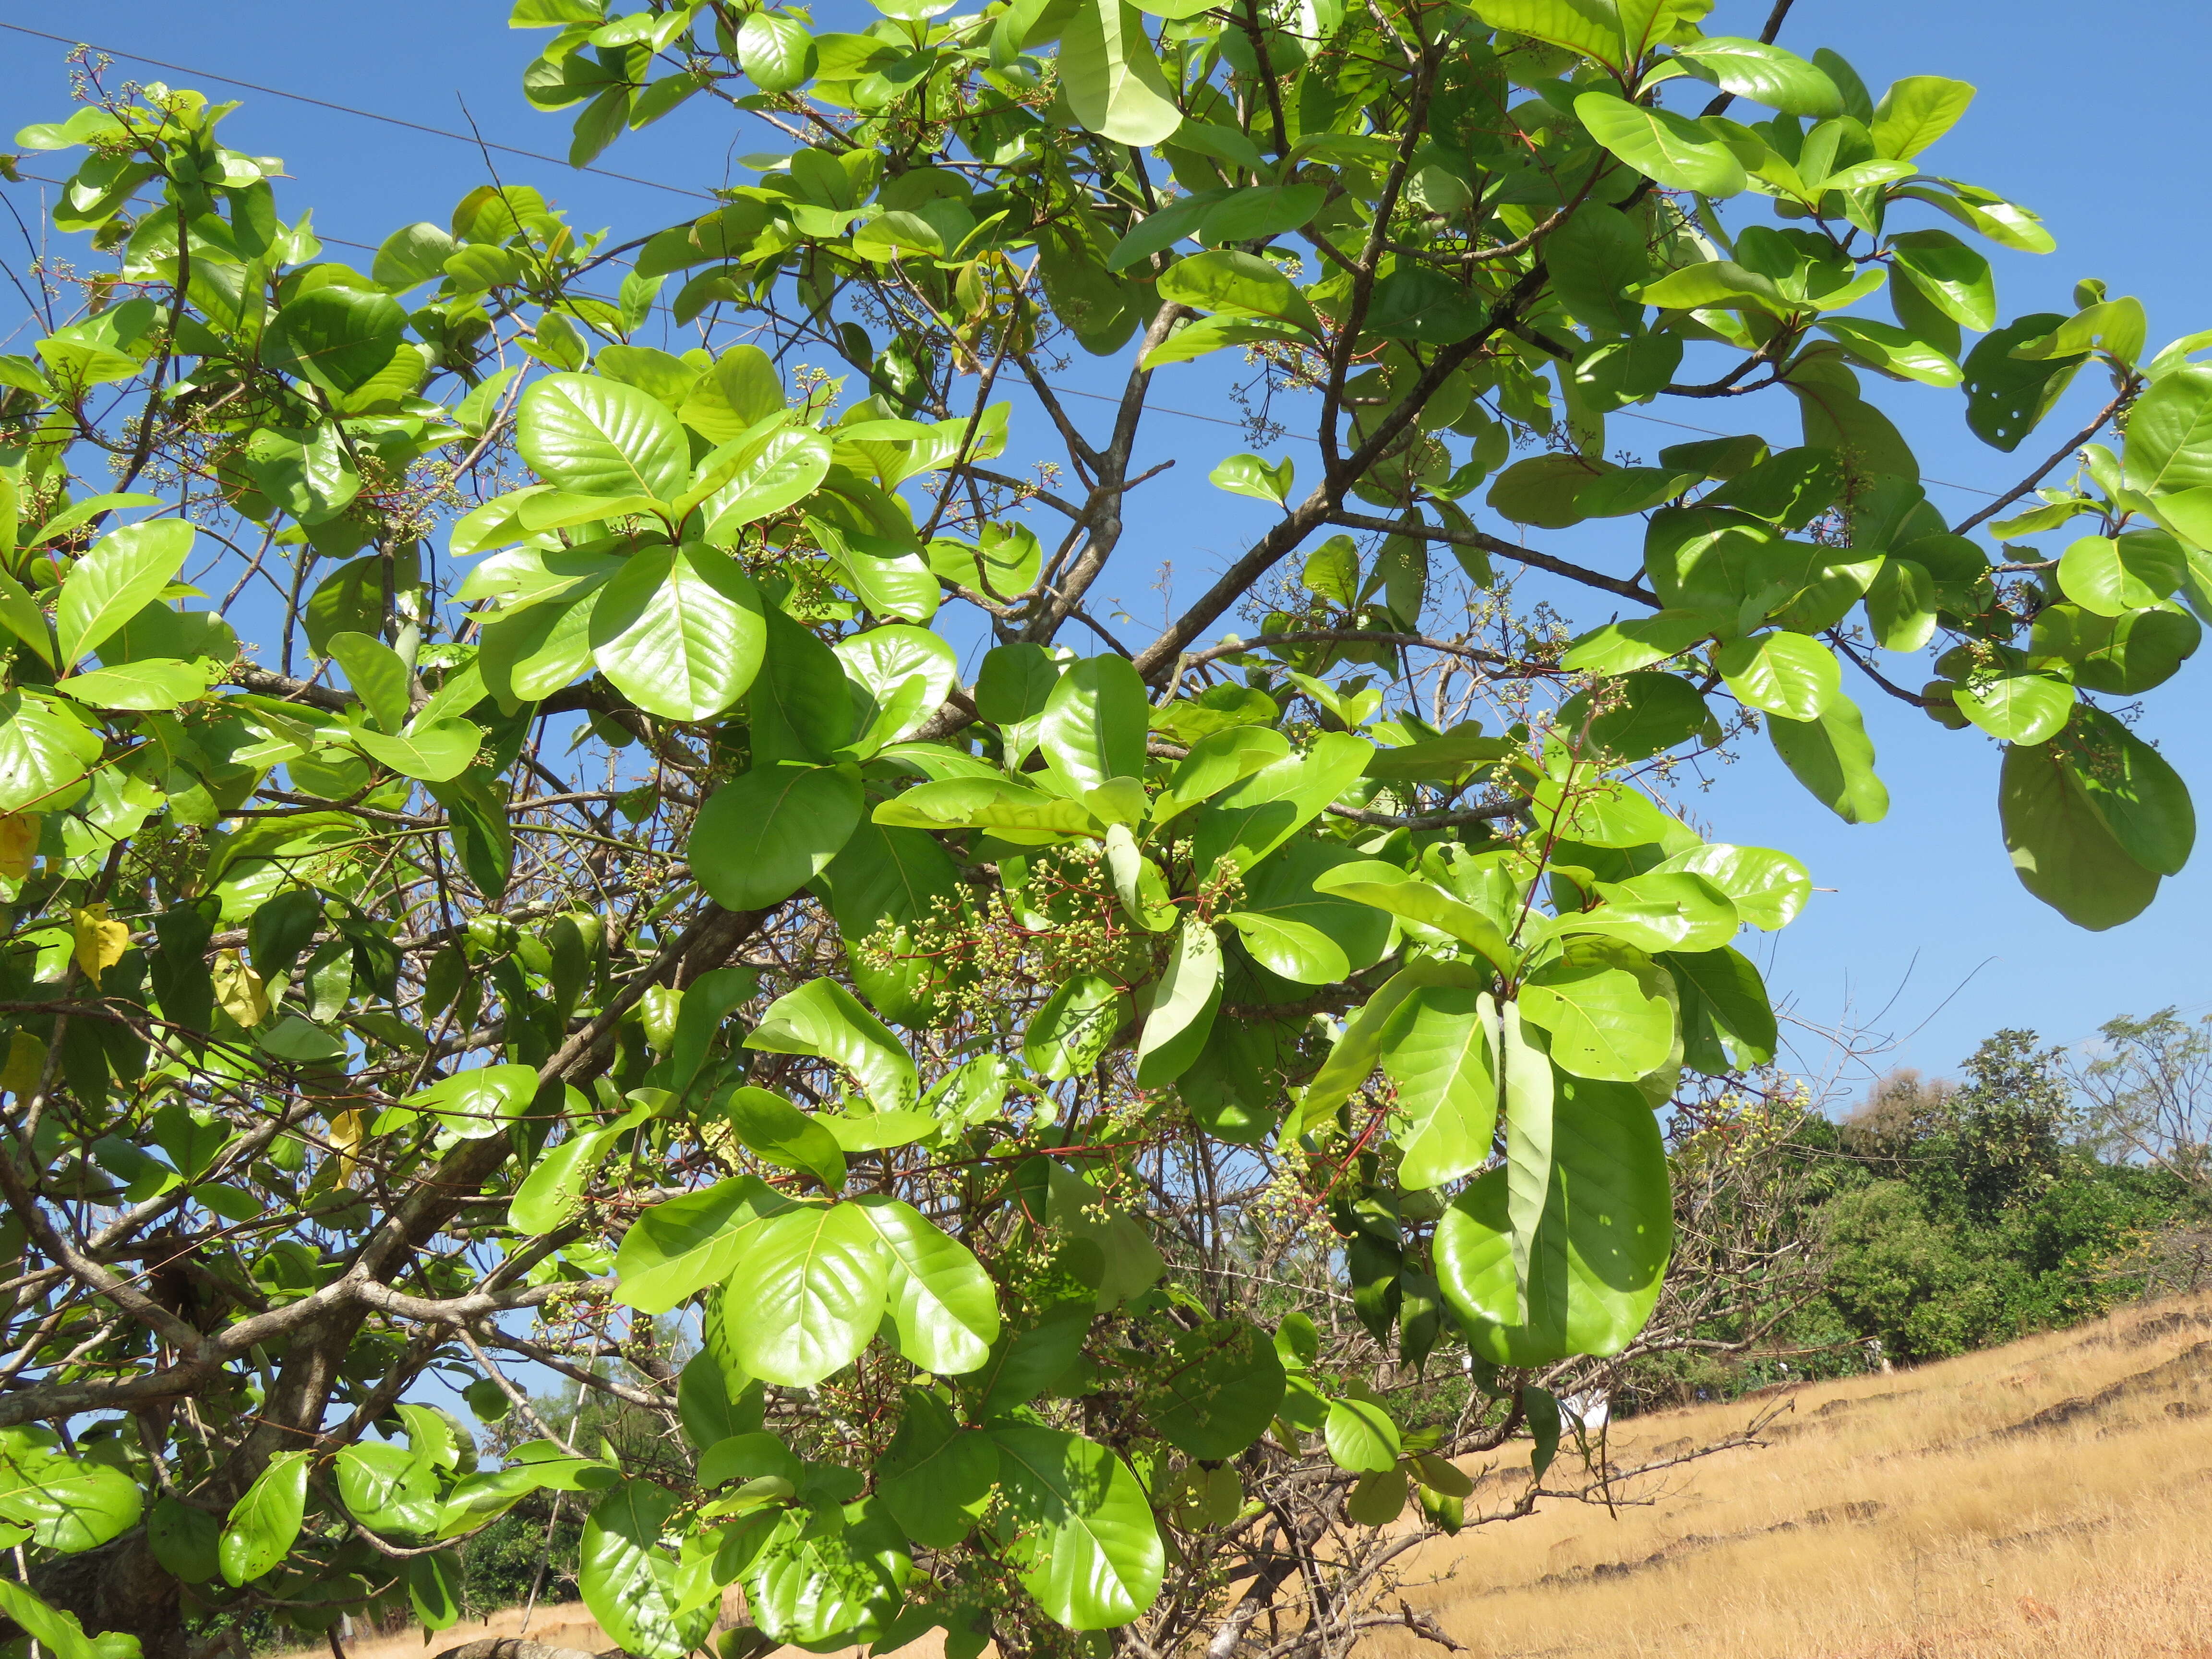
[
  {"x1": 0, "y1": 27, "x2": 2003, "y2": 502},
  {"x1": 0, "y1": 19, "x2": 716, "y2": 201}
]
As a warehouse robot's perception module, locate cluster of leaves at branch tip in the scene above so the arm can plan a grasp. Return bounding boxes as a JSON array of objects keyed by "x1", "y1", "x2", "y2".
[{"x1": 0, "y1": 0, "x2": 2207, "y2": 1651}]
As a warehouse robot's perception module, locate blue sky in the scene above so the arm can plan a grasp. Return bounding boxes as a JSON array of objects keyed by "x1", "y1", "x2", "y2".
[{"x1": 5, "y1": 0, "x2": 2210, "y2": 1101}]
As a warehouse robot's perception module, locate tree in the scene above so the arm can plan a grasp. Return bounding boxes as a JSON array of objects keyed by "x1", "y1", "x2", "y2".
[{"x1": 0, "y1": 0, "x2": 2205, "y2": 1653}]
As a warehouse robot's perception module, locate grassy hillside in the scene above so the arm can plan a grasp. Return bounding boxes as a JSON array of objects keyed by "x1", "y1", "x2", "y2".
[
  {"x1": 1381, "y1": 1292, "x2": 2212, "y2": 1659},
  {"x1": 300, "y1": 1296, "x2": 2212, "y2": 1659}
]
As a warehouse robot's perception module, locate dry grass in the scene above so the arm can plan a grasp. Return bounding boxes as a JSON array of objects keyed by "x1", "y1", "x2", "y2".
[
  {"x1": 311, "y1": 1600, "x2": 609, "y2": 1659},
  {"x1": 1374, "y1": 1292, "x2": 2212, "y2": 1659},
  {"x1": 300, "y1": 1297, "x2": 2212, "y2": 1659}
]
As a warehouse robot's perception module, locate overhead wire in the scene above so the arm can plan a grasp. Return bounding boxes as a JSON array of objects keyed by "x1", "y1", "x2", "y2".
[
  {"x1": 0, "y1": 24, "x2": 2006, "y2": 500},
  {"x1": 0, "y1": 19, "x2": 716, "y2": 201}
]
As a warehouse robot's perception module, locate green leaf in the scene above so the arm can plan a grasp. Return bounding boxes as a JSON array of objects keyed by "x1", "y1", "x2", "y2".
[
  {"x1": 1952, "y1": 669, "x2": 2073, "y2": 745},
  {"x1": 511, "y1": 1111, "x2": 632, "y2": 1235},
  {"x1": 1311, "y1": 862, "x2": 1517, "y2": 976},
  {"x1": 1716, "y1": 631, "x2": 1839, "y2": 721},
  {"x1": 1040, "y1": 654, "x2": 1149, "y2": 792},
  {"x1": 1815, "y1": 317, "x2": 1962, "y2": 387},
  {"x1": 1059, "y1": 0, "x2": 1183, "y2": 146},
  {"x1": 326, "y1": 632, "x2": 408, "y2": 733},
  {"x1": 583, "y1": 1480, "x2": 716, "y2": 1659},
  {"x1": 56, "y1": 519, "x2": 195, "y2": 666},
  {"x1": 1664, "y1": 945, "x2": 1778, "y2": 1072},
  {"x1": 1517, "y1": 939, "x2": 1676, "y2": 1083},
  {"x1": 691, "y1": 763, "x2": 863, "y2": 912},
  {"x1": 1459, "y1": 0, "x2": 1621, "y2": 67},
  {"x1": 148, "y1": 1493, "x2": 221, "y2": 1584},
  {"x1": 1046, "y1": 1162, "x2": 1166, "y2": 1308},
  {"x1": 744, "y1": 977, "x2": 918, "y2": 1108},
  {"x1": 1887, "y1": 229, "x2": 1996, "y2": 332},
  {"x1": 1148, "y1": 1319, "x2": 1285, "y2": 1459},
  {"x1": 816, "y1": 821, "x2": 962, "y2": 1022},
  {"x1": 879, "y1": 1390, "x2": 997, "y2": 1548},
  {"x1": 1864, "y1": 557, "x2": 1937, "y2": 651},
  {"x1": 2124, "y1": 366, "x2": 2212, "y2": 495},
  {"x1": 0, "y1": 1441, "x2": 144, "y2": 1554},
  {"x1": 218, "y1": 1450, "x2": 309, "y2": 1586},
  {"x1": 1190, "y1": 731, "x2": 1373, "y2": 874},
  {"x1": 1487, "y1": 452, "x2": 1606, "y2": 528},
  {"x1": 1383, "y1": 985, "x2": 1499, "y2": 1190},
  {"x1": 1569, "y1": 871, "x2": 1739, "y2": 955},
  {"x1": 699, "y1": 429, "x2": 833, "y2": 537},
  {"x1": 1223, "y1": 910, "x2": 1348, "y2": 985},
  {"x1": 1870, "y1": 75, "x2": 1975, "y2": 159},
  {"x1": 724, "y1": 1202, "x2": 890, "y2": 1387},
  {"x1": 1322, "y1": 1397, "x2": 1400, "y2": 1474},
  {"x1": 853, "y1": 1195, "x2": 1001, "y2": 1374},
  {"x1": 614, "y1": 1174, "x2": 799, "y2": 1313},
  {"x1": 373, "y1": 221, "x2": 460, "y2": 292},
  {"x1": 1574, "y1": 91, "x2": 1747, "y2": 198},
  {"x1": 2056, "y1": 707, "x2": 2194, "y2": 877},
  {"x1": 725, "y1": 1086, "x2": 848, "y2": 1190},
  {"x1": 1155, "y1": 251, "x2": 1321, "y2": 335},
  {"x1": 1209, "y1": 452, "x2": 1295, "y2": 505},
  {"x1": 745, "y1": 1503, "x2": 911, "y2": 1648},
  {"x1": 1560, "y1": 609, "x2": 1720, "y2": 674},
  {"x1": 1135, "y1": 916, "x2": 1221, "y2": 1087},
  {"x1": 0, "y1": 1579, "x2": 126, "y2": 1659},
  {"x1": 975, "y1": 642, "x2": 1061, "y2": 724},
  {"x1": 405, "y1": 1063, "x2": 538, "y2": 1140},
  {"x1": 1670, "y1": 37, "x2": 1840, "y2": 117},
  {"x1": 1650, "y1": 842, "x2": 1808, "y2": 930},
  {"x1": 337, "y1": 1442, "x2": 440, "y2": 1539},
  {"x1": 1963, "y1": 314, "x2": 2084, "y2": 453},
  {"x1": 1768, "y1": 695, "x2": 1888, "y2": 824},
  {"x1": 1436, "y1": 1074, "x2": 1672, "y2": 1364},
  {"x1": 519, "y1": 372, "x2": 690, "y2": 500},
  {"x1": 352, "y1": 718, "x2": 483, "y2": 783},
  {"x1": 265, "y1": 288, "x2": 408, "y2": 395},
  {"x1": 1297, "y1": 959, "x2": 1492, "y2": 1130},
  {"x1": 1023, "y1": 974, "x2": 1125, "y2": 1081},
  {"x1": 739, "y1": 12, "x2": 818, "y2": 92},
  {"x1": 55, "y1": 656, "x2": 221, "y2": 711},
  {"x1": 2001, "y1": 735, "x2": 2161, "y2": 930},
  {"x1": 989, "y1": 1423, "x2": 1165, "y2": 1630},
  {"x1": 589, "y1": 542, "x2": 767, "y2": 721}
]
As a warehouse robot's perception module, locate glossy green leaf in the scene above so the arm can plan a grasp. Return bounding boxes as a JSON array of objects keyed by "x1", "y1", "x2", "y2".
[
  {"x1": 1154, "y1": 251, "x2": 1321, "y2": 335},
  {"x1": 1040, "y1": 654, "x2": 1149, "y2": 792},
  {"x1": 588, "y1": 542, "x2": 766, "y2": 721},
  {"x1": 691, "y1": 763, "x2": 863, "y2": 912},
  {"x1": 1650, "y1": 842, "x2": 1809, "y2": 930},
  {"x1": 855, "y1": 1195, "x2": 1001, "y2": 1374},
  {"x1": 1517, "y1": 939, "x2": 1676, "y2": 1083},
  {"x1": 1717, "y1": 631, "x2": 1840, "y2": 721},
  {"x1": 265, "y1": 287, "x2": 408, "y2": 395},
  {"x1": 879, "y1": 1390, "x2": 997, "y2": 1548},
  {"x1": 1382, "y1": 986, "x2": 1499, "y2": 1190},
  {"x1": 1887, "y1": 229, "x2": 1996, "y2": 331},
  {"x1": 1672, "y1": 38, "x2": 1840, "y2": 116},
  {"x1": 1134, "y1": 915, "x2": 1221, "y2": 1087},
  {"x1": 725, "y1": 1202, "x2": 890, "y2": 1387},
  {"x1": 2055, "y1": 707, "x2": 2194, "y2": 878},
  {"x1": 990, "y1": 1423, "x2": 1165, "y2": 1630},
  {"x1": 519, "y1": 372, "x2": 691, "y2": 501},
  {"x1": 1059, "y1": 0, "x2": 1183, "y2": 146},
  {"x1": 337, "y1": 1442, "x2": 439, "y2": 1540},
  {"x1": 744, "y1": 977, "x2": 918, "y2": 1108},
  {"x1": 1322, "y1": 1397, "x2": 1400, "y2": 1474},
  {"x1": 1768, "y1": 695, "x2": 1888, "y2": 823},
  {"x1": 1023, "y1": 974, "x2": 1125, "y2": 1081},
  {"x1": 614, "y1": 1175, "x2": 799, "y2": 1313},
  {"x1": 56, "y1": 519, "x2": 194, "y2": 665},
  {"x1": 218, "y1": 1451, "x2": 309, "y2": 1586},
  {"x1": 1870, "y1": 75, "x2": 1975, "y2": 159},
  {"x1": 1574, "y1": 92, "x2": 1747, "y2": 197},
  {"x1": 2001, "y1": 733, "x2": 2161, "y2": 930},
  {"x1": 1952, "y1": 669, "x2": 2073, "y2": 745},
  {"x1": 1437, "y1": 1075, "x2": 1672, "y2": 1365},
  {"x1": 1663, "y1": 945, "x2": 1778, "y2": 1072},
  {"x1": 0, "y1": 1441, "x2": 144, "y2": 1554},
  {"x1": 1312, "y1": 861, "x2": 1517, "y2": 976},
  {"x1": 1190, "y1": 732, "x2": 1373, "y2": 875},
  {"x1": 725, "y1": 1085, "x2": 848, "y2": 1190},
  {"x1": 2058, "y1": 533, "x2": 2185, "y2": 618},
  {"x1": 1223, "y1": 910, "x2": 1348, "y2": 985},
  {"x1": 583, "y1": 1480, "x2": 715, "y2": 1659}
]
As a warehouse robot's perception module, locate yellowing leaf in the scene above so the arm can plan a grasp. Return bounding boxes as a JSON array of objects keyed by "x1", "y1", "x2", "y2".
[
  {"x1": 0, "y1": 813, "x2": 37, "y2": 879},
  {"x1": 0, "y1": 1031, "x2": 47, "y2": 1097},
  {"x1": 328, "y1": 1108, "x2": 365, "y2": 1181},
  {"x1": 71, "y1": 904, "x2": 129, "y2": 981},
  {"x1": 212, "y1": 950, "x2": 271, "y2": 1027}
]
